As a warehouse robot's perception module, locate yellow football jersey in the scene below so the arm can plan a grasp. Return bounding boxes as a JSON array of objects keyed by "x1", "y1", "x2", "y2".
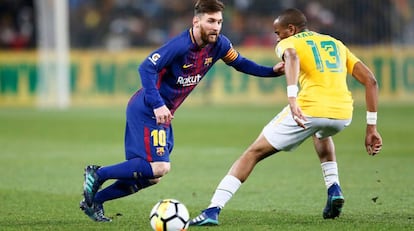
[{"x1": 276, "y1": 31, "x2": 360, "y2": 119}]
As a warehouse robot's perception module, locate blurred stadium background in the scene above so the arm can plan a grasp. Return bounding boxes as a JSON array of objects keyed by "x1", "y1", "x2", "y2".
[
  {"x1": 0, "y1": 0, "x2": 413, "y2": 108},
  {"x1": 1, "y1": 2, "x2": 413, "y2": 229}
]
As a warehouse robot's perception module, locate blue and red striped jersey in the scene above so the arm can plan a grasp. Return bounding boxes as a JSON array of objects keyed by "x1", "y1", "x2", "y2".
[{"x1": 138, "y1": 28, "x2": 277, "y2": 115}]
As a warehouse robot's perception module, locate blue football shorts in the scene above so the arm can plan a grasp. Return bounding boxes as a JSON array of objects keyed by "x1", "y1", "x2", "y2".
[
  {"x1": 124, "y1": 119, "x2": 174, "y2": 162},
  {"x1": 124, "y1": 92, "x2": 174, "y2": 162}
]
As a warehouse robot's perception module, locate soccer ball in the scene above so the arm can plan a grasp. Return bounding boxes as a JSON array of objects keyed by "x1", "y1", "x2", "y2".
[{"x1": 149, "y1": 199, "x2": 190, "y2": 231}]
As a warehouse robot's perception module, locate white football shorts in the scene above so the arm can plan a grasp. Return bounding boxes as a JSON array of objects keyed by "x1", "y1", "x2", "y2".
[{"x1": 262, "y1": 106, "x2": 352, "y2": 152}]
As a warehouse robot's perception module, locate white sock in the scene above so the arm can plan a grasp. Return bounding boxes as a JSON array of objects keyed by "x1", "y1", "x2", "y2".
[
  {"x1": 208, "y1": 175, "x2": 241, "y2": 209},
  {"x1": 321, "y1": 161, "x2": 339, "y2": 189}
]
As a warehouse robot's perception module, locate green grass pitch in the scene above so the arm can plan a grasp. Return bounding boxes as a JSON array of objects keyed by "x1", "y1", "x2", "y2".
[{"x1": 0, "y1": 103, "x2": 413, "y2": 230}]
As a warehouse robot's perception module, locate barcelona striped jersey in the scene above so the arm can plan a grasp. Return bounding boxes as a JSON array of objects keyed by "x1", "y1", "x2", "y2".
[{"x1": 137, "y1": 28, "x2": 277, "y2": 116}]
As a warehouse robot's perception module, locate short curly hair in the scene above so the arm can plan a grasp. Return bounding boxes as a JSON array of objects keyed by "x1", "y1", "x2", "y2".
[{"x1": 277, "y1": 8, "x2": 307, "y2": 30}]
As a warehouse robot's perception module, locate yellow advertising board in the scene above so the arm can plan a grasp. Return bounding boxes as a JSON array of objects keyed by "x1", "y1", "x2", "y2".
[{"x1": 0, "y1": 47, "x2": 413, "y2": 107}]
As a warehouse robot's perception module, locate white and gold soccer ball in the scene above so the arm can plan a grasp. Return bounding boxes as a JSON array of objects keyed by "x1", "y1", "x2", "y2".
[{"x1": 149, "y1": 199, "x2": 190, "y2": 231}]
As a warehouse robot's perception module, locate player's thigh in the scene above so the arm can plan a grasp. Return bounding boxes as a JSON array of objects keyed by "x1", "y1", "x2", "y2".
[
  {"x1": 313, "y1": 118, "x2": 351, "y2": 139},
  {"x1": 124, "y1": 118, "x2": 174, "y2": 162},
  {"x1": 263, "y1": 107, "x2": 317, "y2": 151}
]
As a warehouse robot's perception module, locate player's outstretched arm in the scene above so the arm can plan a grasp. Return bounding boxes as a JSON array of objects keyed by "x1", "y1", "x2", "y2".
[{"x1": 228, "y1": 54, "x2": 284, "y2": 77}]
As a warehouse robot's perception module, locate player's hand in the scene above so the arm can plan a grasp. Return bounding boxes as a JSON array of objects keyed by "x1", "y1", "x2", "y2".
[
  {"x1": 153, "y1": 105, "x2": 174, "y2": 125},
  {"x1": 273, "y1": 62, "x2": 285, "y2": 76},
  {"x1": 365, "y1": 125, "x2": 382, "y2": 156},
  {"x1": 288, "y1": 98, "x2": 307, "y2": 129}
]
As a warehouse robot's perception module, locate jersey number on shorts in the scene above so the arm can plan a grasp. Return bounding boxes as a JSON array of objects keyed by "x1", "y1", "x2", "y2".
[
  {"x1": 151, "y1": 129, "x2": 166, "y2": 147},
  {"x1": 306, "y1": 40, "x2": 343, "y2": 73}
]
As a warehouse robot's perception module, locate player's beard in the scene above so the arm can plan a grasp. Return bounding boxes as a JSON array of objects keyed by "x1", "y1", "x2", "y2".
[{"x1": 200, "y1": 25, "x2": 218, "y2": 45}]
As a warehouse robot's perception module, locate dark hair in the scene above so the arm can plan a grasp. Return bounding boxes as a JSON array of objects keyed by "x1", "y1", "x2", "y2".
[
  {"x1": 278, "y1": 8, "x2": 307, "y2": 29},
  {"x1": 194, "y1": 0, "x2": 225, "y2": 15}
]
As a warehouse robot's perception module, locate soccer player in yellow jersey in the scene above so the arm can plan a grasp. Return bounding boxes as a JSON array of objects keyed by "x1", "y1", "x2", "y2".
[{"x1": 190, "y1": 8, "x2": 383, "y2": 226}]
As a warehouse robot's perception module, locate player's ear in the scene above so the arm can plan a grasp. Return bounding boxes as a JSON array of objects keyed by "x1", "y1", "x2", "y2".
[
  {"x1": 193, "y1": 16, "x2": 200, "y2": 28},
  {"x1": 287, "y1": 24, "x2": 296, "y2": 35},
  {"x1": 288, "y1": 24, "x2": 300, "y2": 36}
]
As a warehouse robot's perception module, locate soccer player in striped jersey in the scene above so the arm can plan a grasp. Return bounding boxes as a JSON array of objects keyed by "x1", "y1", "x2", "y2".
[
  {"x1": 190, "y1": 8, "x2": 383, "y2": 226},
  {"x1": 80, "y1": 0, "x2": 285, "y2": 222}
]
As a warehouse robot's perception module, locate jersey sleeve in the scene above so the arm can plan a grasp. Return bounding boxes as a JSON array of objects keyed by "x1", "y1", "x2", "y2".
[
  {"x1": 138, "y1": 37, "x2": 185, "y2": 109},
  {"x1": 222, "y1": 47, "x2": 239, "y2": 63},
  {"x1": 218, "y1": 36, "x2": 239, "y2": 63},
  {"x1": 345, "y1": 47, "x2": 361, "y2": 74},
  {"x1": 219, "y1": 35, "x2": 278, "y2": 77},
  {"x1": 228, "y1": 54, "x2": 278, "y2": 77},
  {"x1": 275, "y1": 39, "x2": 295, "y2": 60}
]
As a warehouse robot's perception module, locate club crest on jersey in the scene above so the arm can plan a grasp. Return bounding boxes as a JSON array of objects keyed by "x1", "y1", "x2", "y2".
[
  {"x1": 156, "y1": 147, "x2": 165, "y2": 156},
  {"x1": 177, "y1": 74, "x2": 202, "y2": 87},
  {"x1": 204, "y1": 57, "x2": 213, "y2": 66},
  {"x1": 148, "y1": 53, "x2": 161, "y2": 65}
]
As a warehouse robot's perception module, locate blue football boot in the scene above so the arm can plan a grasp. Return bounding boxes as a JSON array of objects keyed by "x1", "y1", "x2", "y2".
[
  {"x1": 189, "y1": 207, "x2": 221, "y2": 226},
  {"x1": 83, "y1": 165, "x2": 101, "y2": 207},
  {"x1": 79, "y1": 199, "x2": 112, "y2": 222},
  {"x1": 323, "y1": 183, "x2": 345, "y2": 219}
]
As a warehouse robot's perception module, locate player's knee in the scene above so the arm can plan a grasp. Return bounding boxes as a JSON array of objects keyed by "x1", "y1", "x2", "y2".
[{"x1": 150, "y1": 162, "x2": 171, "y2": 178}]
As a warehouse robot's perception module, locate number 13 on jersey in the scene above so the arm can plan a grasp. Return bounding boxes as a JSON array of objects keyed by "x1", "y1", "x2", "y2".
[{"x1": 306, "y1": 40, "x2": 343, "y2": 73}]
